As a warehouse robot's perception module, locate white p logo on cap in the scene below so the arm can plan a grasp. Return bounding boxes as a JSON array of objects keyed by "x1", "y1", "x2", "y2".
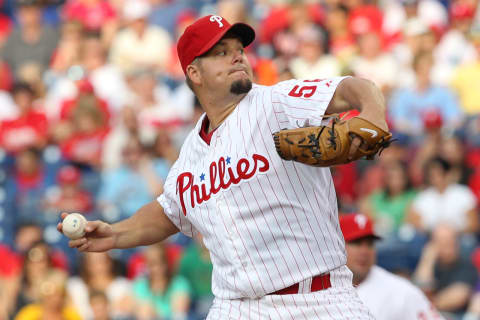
[
  {"x1": 210, "y1": 15, "x2": 224, "y2": 28},
  {"x1": 354, "y1": 214, "x2": 367, "y2": 229}
]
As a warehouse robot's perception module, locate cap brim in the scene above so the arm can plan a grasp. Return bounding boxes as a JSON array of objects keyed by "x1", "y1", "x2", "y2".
[
  {"x1": 197, "y1": 22, "x2": 255, "y2": 58},
  {"x1": 345, "y1": 234, "x2": 382, "y2": 242}
]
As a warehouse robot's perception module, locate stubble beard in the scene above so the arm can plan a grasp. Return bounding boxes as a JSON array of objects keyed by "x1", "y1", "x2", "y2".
[{"x1": 230, "y1": 78, "x2": 252, "y2": 95}]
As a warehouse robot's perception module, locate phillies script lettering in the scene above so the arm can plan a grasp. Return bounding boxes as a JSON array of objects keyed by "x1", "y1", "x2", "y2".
[{"x1": 176, "y1": 154, "x2": 270, "y2": 215}]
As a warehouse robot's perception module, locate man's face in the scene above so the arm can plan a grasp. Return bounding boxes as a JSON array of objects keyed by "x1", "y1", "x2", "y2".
[
  {"x1": 18, "y1": 5, "x2": 42, "y2": 27},
  {"x1": 345, "y1": 237, "x2": 376, "y2": 283},
  {"x1": 195, "y1": 37, "x2": 253, "y2": 95}
]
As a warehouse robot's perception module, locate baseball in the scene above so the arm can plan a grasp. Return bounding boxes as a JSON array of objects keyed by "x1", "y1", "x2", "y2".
[{"x1": 62, "y1": 213, "x2": 87, "y2": 240}]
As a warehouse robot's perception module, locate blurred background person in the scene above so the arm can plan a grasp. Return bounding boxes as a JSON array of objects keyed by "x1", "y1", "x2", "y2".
[
  {"x1": 14, "y1": 269, "x2": 80, "y2": 320},
  {"x1": 359, "y1": 160, "x2": 417, "y2": 238},
  {"x1": 178, "y1": 234, "x2": 213, "y2": 320},
  {"x1": 349, "y1": 29, "x2": 398, "y2": 96},
  {"x1": 0, "y1": 82, "x2": 48, "y2": 154},
  {"x1": 450, "y1": 26, "x2": 480, "y2": 117},
  {"x1": 97, "y1": 136, "x2": 168, "y2": 223},
  {"x1": 339, "y1": 213, "x2": 443, "y2": 319},
  {"x1": 11, "y1": 241, "x2": 68, "y2": 316},
  {"x1": 44, "y1": 165, "x2": 94, "y2": 216},
  {"x1": 1, "y1": 0, "x2": 59, "y2": 79},
  {"x1": 288, "y1": 24, "x2": 342, "y2": 79},
  {"x1": 5, "y1": 148, "x2": 54, "y2": 225},
  {"x1": 388, "y1": 51, "x2": 463, "y2": 138},
  {"x1": 109, "y1": 0, "x2": 172, "y2": 76},
  {"x1": 61, "y1": 0, "x2": 118, "y2": 48},
  {"x1": 132, "y1": 242, "x2": 191, "y2": 320},
  {"x1": 433, "y1": 1, "x2": 477, "y2": 86},
  {"x1": 67, "y1": 252, "x2": 133, "y2": 320},
  {"x1": 407, "y1": 157, "x2": 478, "y2": 234},
  {"x1": 414, "y1": 224, "x2": 478, "y2": 319}
]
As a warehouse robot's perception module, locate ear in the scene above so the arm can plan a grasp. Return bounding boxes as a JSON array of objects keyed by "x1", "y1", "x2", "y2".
[{"x1": 186, "y1": 63, "x2": 202, "y2": 86}]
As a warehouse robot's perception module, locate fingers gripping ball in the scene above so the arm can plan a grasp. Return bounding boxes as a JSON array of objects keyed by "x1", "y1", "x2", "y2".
[{"x1": 62, "y1": 213, "x2": 87, "y2": 240}]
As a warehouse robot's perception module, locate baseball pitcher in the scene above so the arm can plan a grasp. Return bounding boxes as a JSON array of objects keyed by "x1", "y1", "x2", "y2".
[{"x1": 59, "y1": 15, "x2": 392, "y2": 319}]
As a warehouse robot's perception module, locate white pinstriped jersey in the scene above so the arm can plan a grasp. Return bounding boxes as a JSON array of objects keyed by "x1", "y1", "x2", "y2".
[{"x1": 158, "y1": 77, "x2": 349, "y2": 299}]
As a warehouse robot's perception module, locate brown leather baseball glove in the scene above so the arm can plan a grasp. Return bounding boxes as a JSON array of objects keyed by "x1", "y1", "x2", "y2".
[{"x1": 272, "y1": 116, "x2": 393, "y2": 167}]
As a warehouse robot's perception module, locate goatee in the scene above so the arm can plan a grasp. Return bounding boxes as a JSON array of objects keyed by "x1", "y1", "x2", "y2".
[{"x1": 230, "y1": 79, "x2": 252, "y2": 95}]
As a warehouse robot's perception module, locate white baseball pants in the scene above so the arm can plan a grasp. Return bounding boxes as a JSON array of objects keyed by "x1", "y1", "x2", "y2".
[{"x1": 207, "y1": 265, "x2": 375, "y2": 319}]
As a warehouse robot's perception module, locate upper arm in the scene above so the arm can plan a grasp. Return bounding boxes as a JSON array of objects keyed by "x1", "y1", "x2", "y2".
[
  {"x1": 272, "y1": 77, "x2": 349, "y2": 128},
  {"x1": 325, "y1": 76, "x2": 380, "y2": 115}
]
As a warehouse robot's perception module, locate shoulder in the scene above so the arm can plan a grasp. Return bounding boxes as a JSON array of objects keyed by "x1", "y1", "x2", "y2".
[
  {"x1": 367, "y1": 266, "x2": 421, "y2": 295},
  {"x1": 448, "y1": 183, "x2": 475, "y2": 195},
  {"x1": 447, "y1": 184, "x2": 477, "y2": 204}
]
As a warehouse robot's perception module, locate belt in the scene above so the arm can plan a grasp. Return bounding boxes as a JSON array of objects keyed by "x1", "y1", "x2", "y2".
[{"x1": 269, "y1": 273, "x2": 331, "y2": 295}]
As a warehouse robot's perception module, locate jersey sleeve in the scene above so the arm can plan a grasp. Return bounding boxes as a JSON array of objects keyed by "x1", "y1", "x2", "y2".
[
  {"x1": 156, "y1": 162, "x2": 196, "y2": 237},
  {"x1": 271, "y1": 76, "x2": 350, "y2": 129}
]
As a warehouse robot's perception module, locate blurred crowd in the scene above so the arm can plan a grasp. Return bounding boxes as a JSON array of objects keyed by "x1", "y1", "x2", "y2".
[{"x1": 0, "y1": 0, "x2": 479, "y2": 319}]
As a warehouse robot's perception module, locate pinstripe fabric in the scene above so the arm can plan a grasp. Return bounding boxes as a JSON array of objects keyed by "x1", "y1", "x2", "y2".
[
  {"x1": 206, "y1": 266, "x2": 376, "y2": 319},
  {"x1": 157, "y1": 77, "x2": 351, "y2": 301}
]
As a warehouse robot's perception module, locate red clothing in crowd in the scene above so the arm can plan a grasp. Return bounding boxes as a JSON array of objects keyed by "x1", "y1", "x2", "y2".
[
  {"x1": 15, "y1": 168, "x2": 44, "y2": 193},
  {"x1": 0, "y1": 110, "x2": 48, "y2": 153},
  {"x1": 60, "y1": 128, "x2": 109, "y2": 165},
  {"x1": 259, "y1": 3, "x2": 325, "y2": 43},
  {"x1": 50, "y1": 190, "x2": 93, "y2": 213},
  {"x1": 348, "y1": 4, "x2": 383, "y2": 36},
  {"x1": 59, "y1": 96, "x2": 111, "y2": 124},
  {"x1": 62, "y1": 0, "x2": 116, "y2": 31},
  {"x1": 0, "y1": 245, "x2": 22, "y2": 278}
]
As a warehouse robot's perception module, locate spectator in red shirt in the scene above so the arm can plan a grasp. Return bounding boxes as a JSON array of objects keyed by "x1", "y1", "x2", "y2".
[
  {"x1": 0, "y1": 82, "x2": 48, "y2": 154},
  {"x1": 54, "y1": 83, "x2": 110, "y2": 168},
  {"x1": 44, "y1": 165, "x2": 93, "y2": 215},
  {"x1": 325, "y1": 5, "x2": 356, "y2": 62}
]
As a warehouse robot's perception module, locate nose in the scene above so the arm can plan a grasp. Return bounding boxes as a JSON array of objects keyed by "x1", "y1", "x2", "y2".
[{"x1": 232, "y1": 49, "x2": 244, "y2": 64}]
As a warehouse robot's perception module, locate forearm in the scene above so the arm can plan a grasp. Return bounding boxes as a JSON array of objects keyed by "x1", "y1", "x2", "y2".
[
  {"x1": 112, "y1": 201, "x2": 178, "y2": 249},
  {"x1": 413, "y1": 245, "x2": 437, "y2": 289},
  {"x1": 434, "y1": 284, "x2": 472, "y2": 311}
]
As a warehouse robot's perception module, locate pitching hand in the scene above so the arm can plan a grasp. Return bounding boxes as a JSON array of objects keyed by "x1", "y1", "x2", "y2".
[{"x1": 57, "y1": 212, "x2": 116, "y2": 252}]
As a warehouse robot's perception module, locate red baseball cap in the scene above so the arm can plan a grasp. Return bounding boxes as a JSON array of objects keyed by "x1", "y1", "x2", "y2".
[
  {"x1": 339, "y1": 213, "x2": 381, "y2": 242},
  {"x1": 177, "y1": 15, "x2": 255, "y2": 75}
]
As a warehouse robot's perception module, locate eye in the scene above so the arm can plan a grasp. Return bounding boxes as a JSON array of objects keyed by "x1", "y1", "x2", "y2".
[
  {"x1": 239, "y1": 48, "x2": 245, "y2": 54},
  {"x1": 217, "y1": 50, "x2": 226, "y2": 56}
]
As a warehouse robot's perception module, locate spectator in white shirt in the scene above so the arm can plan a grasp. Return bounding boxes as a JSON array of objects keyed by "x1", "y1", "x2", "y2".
[
  {"x1": 109, "y1": 0, "x2": 172, "y2": 75},
  {"x1": 407, "y1": 156, "x2": 478, "y2": 234}
]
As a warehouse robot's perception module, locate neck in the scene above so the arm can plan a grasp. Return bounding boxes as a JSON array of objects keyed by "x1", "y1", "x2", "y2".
[{"x1": 200, "y1": 93, "x2": 247, "y2": 133}]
